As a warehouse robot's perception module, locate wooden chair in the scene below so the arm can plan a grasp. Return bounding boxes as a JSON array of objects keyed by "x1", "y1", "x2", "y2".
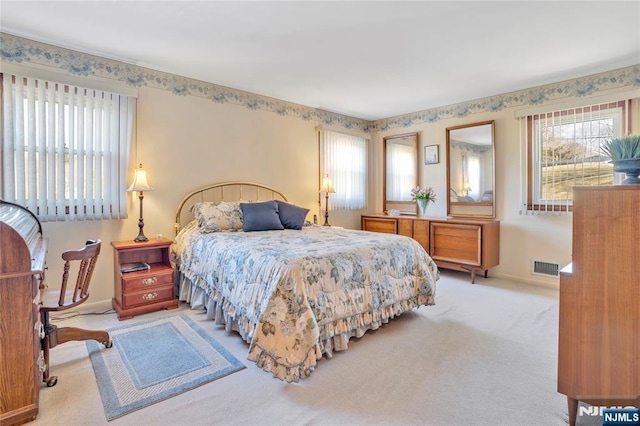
[{"x1": 40, "y1": 239, "x2": 112, "y2": 387}]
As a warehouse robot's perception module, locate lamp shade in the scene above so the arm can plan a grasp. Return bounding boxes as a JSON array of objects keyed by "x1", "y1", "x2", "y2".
[
  {"x1": 127, "y1": 163, "x2": 153, "y2": 192},
  {"x1": 320, "y1": 175, "x2": 335, "y2": 194}
]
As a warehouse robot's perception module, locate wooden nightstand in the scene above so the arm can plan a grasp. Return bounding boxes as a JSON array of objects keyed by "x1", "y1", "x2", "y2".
[{"x1": 111, "y1": 238, "x2": 178, "y2": 320}]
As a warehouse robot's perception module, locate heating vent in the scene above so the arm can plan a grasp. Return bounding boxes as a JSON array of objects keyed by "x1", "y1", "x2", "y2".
[{"x1": 531, "y1": 260, "x2": 560, "y2": 277}]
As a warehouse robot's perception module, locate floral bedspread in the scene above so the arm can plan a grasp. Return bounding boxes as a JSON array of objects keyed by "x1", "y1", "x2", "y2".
[{"x1": 171, "y1": 223, "x2": 437, "y2": 381}]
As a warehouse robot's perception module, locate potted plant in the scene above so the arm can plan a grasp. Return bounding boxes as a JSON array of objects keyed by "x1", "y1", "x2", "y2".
[{"x1": 601, "y1": 134, "x2": 640, "y2": 184}]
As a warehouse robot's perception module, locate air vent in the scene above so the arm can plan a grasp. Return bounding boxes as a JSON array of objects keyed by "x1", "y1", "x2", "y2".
[{"x1": 532, "y1": 260, "x2": 560, "y2": 277}]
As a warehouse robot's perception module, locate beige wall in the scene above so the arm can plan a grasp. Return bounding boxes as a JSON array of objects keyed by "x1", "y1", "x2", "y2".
[
  {"x1": 43, "y1": 86, "x2": 363, "y2": 304},
  {"x1": 35, "y1": 82, "x2": 640, "y2": 305},
  {"x1": 370, "y1": 96, "x2": 640, "y2": 287}
]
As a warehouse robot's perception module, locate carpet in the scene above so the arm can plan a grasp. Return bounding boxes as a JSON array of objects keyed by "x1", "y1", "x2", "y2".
[{"x1": 86, "y1": 313, "x2": 245, "y2": 421}]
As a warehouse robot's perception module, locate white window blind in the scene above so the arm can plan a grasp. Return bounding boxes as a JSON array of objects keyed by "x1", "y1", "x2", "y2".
[
  {"x1": 319, "y1": 129, "x2": 368, "y2": 210},
  {"x1": 1, "y1": 73, "x2": 135, "y2": 221},
  {"x1": 385, "y1": 139, "x2": 416, "y2": 201},
  {"x1": 520, "y1": 100, "x2": 628, "y2": 215}
]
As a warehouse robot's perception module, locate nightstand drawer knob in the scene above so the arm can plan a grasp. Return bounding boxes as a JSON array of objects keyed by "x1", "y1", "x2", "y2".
[
  {"x1": 142, "y1": 292, "x2": 158, "y2": 301},
  {"x1": 142, "y1": 277, "x2": 157, "y2": 285}
]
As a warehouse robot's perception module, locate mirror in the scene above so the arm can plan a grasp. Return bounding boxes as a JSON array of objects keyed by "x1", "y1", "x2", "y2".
[
  {"x1": 446, "y1": 121, "x2": 495, "y2": 218},
  {"x1": 384, "y1": 132, "x2": 418, "y2": 214}
]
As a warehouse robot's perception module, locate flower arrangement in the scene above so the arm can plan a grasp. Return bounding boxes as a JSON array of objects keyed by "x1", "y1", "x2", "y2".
[{"x1": 410, "y1": 186, "x2": 437, "y2": 203}]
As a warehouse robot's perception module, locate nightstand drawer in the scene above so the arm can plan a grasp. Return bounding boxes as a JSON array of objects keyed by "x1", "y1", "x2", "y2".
[
  {"x1": 122, "y1": 268, "x2": 173, "y2": 292},
  {"x1": 121, "y1": 285, "x2": 174, "y2": 309}
]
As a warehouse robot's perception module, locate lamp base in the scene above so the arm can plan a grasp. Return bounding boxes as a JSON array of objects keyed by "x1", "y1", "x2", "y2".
[
  {"x1": 323, "y1": 193, "x2": 331, "y2": 226},
  {"x1": 134, "y1": 216, "x2": 148, "y2": 242},
  {"x1": 134, "y1": 192, "x2": 148, "y2": 242}
]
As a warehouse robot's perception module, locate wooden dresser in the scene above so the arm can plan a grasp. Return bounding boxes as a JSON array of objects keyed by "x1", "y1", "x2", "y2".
[
  {"x1": 0, "y1": 201, "x2": 47, "y2": 425},
  {"x1": 361, "y1": 214, "x2": 499, "y2": 283},
  {"x1": 558, "y1": 186, "x2": 640, "y2": 426}
]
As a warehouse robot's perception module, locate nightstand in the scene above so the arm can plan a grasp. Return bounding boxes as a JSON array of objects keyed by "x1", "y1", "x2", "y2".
[{"x1": 111, "y1": 238, "x2": 178, "y2": 320}]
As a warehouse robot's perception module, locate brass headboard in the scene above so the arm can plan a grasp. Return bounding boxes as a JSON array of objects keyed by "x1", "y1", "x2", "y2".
[{"x1": 174, "y1": 181, "x2": 288, "y2": 234}]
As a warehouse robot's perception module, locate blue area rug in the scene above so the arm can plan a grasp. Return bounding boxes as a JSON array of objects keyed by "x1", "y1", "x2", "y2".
[{"x1": 87, "y1": 313, "x2": 245, "y2": 421}]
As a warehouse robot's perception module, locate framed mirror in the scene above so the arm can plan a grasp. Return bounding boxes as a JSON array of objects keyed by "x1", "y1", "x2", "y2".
[
  {"x1": 446, "y1": 121, "x2": 495, "y2": 218},
  {"x1": 384, "y1": 132, "x2": 418, "y2": 214}
]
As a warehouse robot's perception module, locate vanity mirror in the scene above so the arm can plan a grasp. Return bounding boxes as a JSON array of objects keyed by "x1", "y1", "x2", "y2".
[
  {"x1": 446, "y1": 121, "x2": 495, "y2": 218},
  {"x1": 383, "y1": 132, "x2": 418, "y2": 214}
]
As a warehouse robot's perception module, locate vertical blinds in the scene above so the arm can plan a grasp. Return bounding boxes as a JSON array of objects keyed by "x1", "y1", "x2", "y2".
[
  {"x1": 1, "y1": 74, "x2": 134, "y2": 221},
  {"x1": 320, "y1": 129, "x2": 368, "y2": 210},
  {"x1": 521, "y1": 100, "x2": 627, "y2": 215}
]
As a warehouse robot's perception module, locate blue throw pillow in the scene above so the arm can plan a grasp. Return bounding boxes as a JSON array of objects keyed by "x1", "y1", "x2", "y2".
[
  {"x1": 276, "y1": 200, "x2": 309, "y2": 230},
  {"x1": 240, "y1": 201, "x2": 284, "y2": 232}
]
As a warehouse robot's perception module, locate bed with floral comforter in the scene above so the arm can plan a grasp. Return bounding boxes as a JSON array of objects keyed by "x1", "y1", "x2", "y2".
[{"x1": 171, "y1": 222, "x2": 437, "y2": 382}]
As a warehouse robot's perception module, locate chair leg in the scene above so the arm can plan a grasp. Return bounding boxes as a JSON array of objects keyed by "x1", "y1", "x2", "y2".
[
  {"x1": 55, "y1": 327, "x2": 111, "y2": 347},
  {"x1": 41, "y1": 332, "x2": 57, "y2": 387},
  {"x1": 41, "y1": 311, "x2": 58, "y2": 387},
  {"x1": 42, "y1": 325, "x2": 112, "y2": 388}
]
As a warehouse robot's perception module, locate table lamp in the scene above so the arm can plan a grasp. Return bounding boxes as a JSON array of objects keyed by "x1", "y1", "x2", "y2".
[
  {"x1": 127, "y1": 163, "x2": 153, "y2": 242},
  {"x1": 320, "y1": 175, "x2": 335, "y2": 226}
]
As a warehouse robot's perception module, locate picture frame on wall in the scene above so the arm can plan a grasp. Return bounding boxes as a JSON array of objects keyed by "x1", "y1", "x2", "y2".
[{"x1": 424, "y1": 145, "x2": 439, "y2": 164}]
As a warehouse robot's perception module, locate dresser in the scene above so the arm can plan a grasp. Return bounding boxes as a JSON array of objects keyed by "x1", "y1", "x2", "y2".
[
  {"x1": 0, "y1": 201, "x2": 47, "y2": 425},
  {"x1": 361, "y1": 214, "x2": 499, "y2": 283},
  {"x1": 111, "y1": 238, "x2": 178, "y2": 320},
  {"x1": 558, "y1": 186, "x2": 640, "y2": 426}
]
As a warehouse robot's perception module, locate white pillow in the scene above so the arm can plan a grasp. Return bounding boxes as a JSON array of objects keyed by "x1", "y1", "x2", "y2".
[{"x1": 191, "y1": 201, "x2": 244, "y2": 232}]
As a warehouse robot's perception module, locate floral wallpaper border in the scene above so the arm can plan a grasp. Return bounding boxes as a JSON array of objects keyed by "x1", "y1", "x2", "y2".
[{"x1": 2, "y1": 32, "x2": 639, "y2": 133}]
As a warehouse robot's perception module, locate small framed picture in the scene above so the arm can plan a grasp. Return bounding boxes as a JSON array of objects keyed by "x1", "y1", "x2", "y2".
[{"x1": 424, "y1": 145, "x2": 439, "y2": 164}]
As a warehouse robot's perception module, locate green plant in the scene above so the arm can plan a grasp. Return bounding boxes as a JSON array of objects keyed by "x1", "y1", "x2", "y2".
[{"x1": 601, "y1": 134, "x2": 640, "y2": 160}]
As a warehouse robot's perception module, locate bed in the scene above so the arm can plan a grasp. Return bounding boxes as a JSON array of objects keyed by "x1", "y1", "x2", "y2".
[{"x1": 170, "y1": 182, "x2": 438, "y2": 381}]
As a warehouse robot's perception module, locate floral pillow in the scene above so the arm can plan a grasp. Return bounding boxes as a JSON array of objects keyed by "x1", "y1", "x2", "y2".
[{"x1": 191, "y1": 201, "x2": 244, "y2": 232}]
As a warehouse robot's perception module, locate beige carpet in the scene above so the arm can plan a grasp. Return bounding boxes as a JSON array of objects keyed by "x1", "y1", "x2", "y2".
[{"x1": 32, "y1": 271, "x2": 595, "y2": 425}]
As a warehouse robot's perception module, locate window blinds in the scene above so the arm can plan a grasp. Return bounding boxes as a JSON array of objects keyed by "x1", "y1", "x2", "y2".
[
  {"x1": 1, "y1": 73, "x2": 135, "y2": 221},
  {"x1": 520, "y1": 100, "x2": 627, "y2": 215},
  {"x1": 319, "y1": 129, "x2": 368, "y2": 210}
]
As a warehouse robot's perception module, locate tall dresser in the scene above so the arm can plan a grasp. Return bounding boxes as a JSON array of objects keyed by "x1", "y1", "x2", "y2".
[
  {"x1": 558, "y1": 186, "x2": 640, "y2": 426},
  {"x1": 0, "y1": 201, "x2": 47, "y2": 425}
]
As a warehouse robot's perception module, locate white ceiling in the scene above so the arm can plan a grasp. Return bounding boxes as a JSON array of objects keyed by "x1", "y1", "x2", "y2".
[{"x1": 1, "y1": 1, "x2": 639, "y2": 121}]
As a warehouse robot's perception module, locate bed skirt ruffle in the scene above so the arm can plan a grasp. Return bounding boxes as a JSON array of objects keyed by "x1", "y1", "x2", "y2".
[{"x1": 176, "y1": 267, "x2": 435, "y2": 382}]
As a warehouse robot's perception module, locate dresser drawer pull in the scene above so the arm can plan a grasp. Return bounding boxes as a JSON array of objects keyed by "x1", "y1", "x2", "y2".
[
  {"x1": 142, "y1": 277, "x2": 157, "y2": 285},
  {"x1": 142, "y1": 292, "x2": 158, "y2": 301}
]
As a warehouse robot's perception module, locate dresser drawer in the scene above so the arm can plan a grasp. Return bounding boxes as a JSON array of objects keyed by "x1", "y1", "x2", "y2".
[
  {"x1": 121, "y1": 284, "x2": 174, "y2": 309},
  {"x1": 362, "y1": 217, "x2": 397, "y2": 234},
  {"x1": 397, "y1": 219, "x2": 413, "y2": 237},
  {"x1": 122, "y1": 268, "x2": 173, "y2": 292},
  {"x1": 430, "y1": 223, "x2": 482, "y2": 265}
]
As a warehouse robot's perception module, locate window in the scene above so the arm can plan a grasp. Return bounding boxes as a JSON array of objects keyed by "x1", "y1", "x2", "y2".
[
  {"x1": 524, "y1": 100, "x2": 628, "y2": 213},
  {"x1": 319, "y1": 128, "x2": 368, "y2": 210},
  {"x1": 1, "y1": 73, "x2": 135, "y2": 221}
]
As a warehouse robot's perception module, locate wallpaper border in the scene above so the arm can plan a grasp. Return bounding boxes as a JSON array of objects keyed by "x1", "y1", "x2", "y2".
[{"x1": 2, "y1": 32, "x2": 638, "y2": 132}]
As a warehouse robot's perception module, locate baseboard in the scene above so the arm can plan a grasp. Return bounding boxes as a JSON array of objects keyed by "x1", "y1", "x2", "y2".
[
  {"x1": 491, "y1": 272, "x2": 559, "y2": 290},
  {"x1": 68, "y1": 299, "x2": 114, "y2": 315}
]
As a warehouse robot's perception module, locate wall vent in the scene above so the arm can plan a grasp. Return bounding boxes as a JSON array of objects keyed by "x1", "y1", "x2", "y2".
[{"x1": 531, "y1": 260, "x2": 560, "y2": 277}]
